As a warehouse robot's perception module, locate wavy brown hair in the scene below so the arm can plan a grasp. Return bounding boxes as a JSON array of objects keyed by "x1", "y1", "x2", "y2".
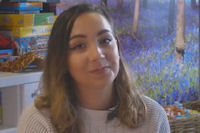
[{"x1": 35, "y1": 3, "x2": 146, "y2": 133}]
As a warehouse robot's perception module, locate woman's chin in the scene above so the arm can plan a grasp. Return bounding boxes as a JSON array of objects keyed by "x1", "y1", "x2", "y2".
[{"x1": 90, "y1": 79, "x2": 114, "y2": 89}]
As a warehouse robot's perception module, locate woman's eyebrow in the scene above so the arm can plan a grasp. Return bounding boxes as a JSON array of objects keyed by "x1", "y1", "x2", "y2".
[
  {"x1": 97, "y1": 29, "x2": 112, "y2": 36},
  {"x1": 70, "y1": 29, "x2": 112, "y2": 41},
  {"x1": 70, "y1": 34, "x2": 86, "y2": 41}
]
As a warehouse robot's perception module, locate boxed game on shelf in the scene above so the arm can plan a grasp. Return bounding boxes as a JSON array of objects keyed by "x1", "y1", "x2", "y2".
[
  {"x1": 0, "y1": 25, "x2": 52, "y2": 54},
  {"x1": 0, "y1": 49, "x2": 14, "y2": 64},
  {"x1": 0, "y1": 49, "x2": 13, "y2": 57},
  {"x1": 0, "y1": 2, "x2": 43, "y2": 11},
  {"x1": 0, "y1": 33, "x2": 16, "y2": 49},
  {"x1": 1, "y1": 0, "x2": 59, "y2": 2},
  {"x1": 0, "y1": 13, "x2": 54, "y2": 27},
  {"x1": 0, "y1": 10, "x2": 40, "y2": 14},
  {"x1": 0, "y1": 24, "x2": 52, "y2": 37},
  {"x1": 0, "y1": 33, "x2": 17, "y2": 63},
  {"x1": 15, "y1": 35, "x2": 49, "y2": 54}
]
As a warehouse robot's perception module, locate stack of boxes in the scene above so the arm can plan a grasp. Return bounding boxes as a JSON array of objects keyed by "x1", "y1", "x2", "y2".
[
  {"x1": 0, "y1": 0, "x2": 60, "y2": 125},
  {"x1": 0, "y1": 0, "x2": 60, "y2": 64}
]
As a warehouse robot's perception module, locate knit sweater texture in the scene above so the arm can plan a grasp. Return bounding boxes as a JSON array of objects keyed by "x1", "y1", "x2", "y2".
[{"x1": 17, "y1": 96, "x2": 170, "y2": 133}]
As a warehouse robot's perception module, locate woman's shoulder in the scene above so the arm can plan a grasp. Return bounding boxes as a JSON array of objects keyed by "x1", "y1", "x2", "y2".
[
  {"x1": 141, "y1": 96, "x2": 170, "y2": 132},
  {"x1": 142, "y1": 95, "x2": 169, "y2": 122},
  {"x1": 17, "y1": 103, "x2": 55, "y2": 133},
  {"x1": 142, "y1": 95, "x2": 165, "y2": 113}
]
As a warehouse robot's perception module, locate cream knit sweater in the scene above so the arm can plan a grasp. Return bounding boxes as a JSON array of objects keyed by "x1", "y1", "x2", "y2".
[{"x1": 17, "y1": 96, "x2": 170, "y2": 133}]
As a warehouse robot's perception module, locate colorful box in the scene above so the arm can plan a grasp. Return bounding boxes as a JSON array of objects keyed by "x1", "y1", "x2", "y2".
[
  {"x1": 0, "y1": 13, "x2": 55, "y2": 27},
  {"x1": 14, "y1": 35, "x2": 49, "y2": 54},
  {"x1": 0, "y1": 25, "x2": 52, "y2": 54},
  {"x1": 0, "y1": 49, "x2": 13, "y2": 57},
  {"x1": 2, "y1": 0, "x2": 46, "y2": 2},
  {"x1": 2, "y1": 0, "x2": 60, "y2": 3},
  {"x1": 0, "y1": 10, "x2": 40, "y2": 14},
  {"x1": 32, "y1": 48, "x2": 47, "y2": 56},
  {"x1": 0, "y1": 33, "x2": 16, "y2": 49},
  {"x1": 2, "y1": 0, "x2": 60, "y2": 2},
  {"x1": 0, "y1": 25, "x2": 53, "y2": 37},
  {"x1": 0, "y1": 56, "x2": 17, "y2": 64},
  {"x1": 0, "y1": 2, "x2": 43, "y2": 11}
]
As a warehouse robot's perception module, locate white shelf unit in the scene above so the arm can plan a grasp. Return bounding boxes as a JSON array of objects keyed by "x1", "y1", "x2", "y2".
[{"x1": 0, "y1": 72, "x2": 42, "y2": 133}]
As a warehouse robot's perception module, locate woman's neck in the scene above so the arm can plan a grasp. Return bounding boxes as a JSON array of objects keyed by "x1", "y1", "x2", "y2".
[{"x1": 77, "y1": 85, "x2": 116, "y2": 110}]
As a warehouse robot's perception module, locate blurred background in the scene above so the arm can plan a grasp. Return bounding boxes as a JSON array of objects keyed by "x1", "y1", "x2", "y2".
[{"x1": 53, "y1": 0, "x2": 199, "y2": 106}]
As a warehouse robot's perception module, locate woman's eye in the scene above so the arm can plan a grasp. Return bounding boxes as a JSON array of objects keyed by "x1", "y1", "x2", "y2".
[
  {"x1": 100, "y1": 38, "x2": 112, "y2": 45},
  {"x1": 70, "y1": 43, "x2": 86, "y2": 50}
]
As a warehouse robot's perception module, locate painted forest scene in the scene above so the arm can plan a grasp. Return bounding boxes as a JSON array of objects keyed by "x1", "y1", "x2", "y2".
[
  {"x1": 56, "y1": 0, "x2": 200, "y2": 106},
  {"x1": 57, "y1": 0, "x2": 199, "y2": 106}
]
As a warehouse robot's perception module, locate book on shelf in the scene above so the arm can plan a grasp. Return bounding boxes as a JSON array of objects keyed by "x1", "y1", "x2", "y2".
[
  {"x1": 1, "y1": 0, "x2": 59, "y2": 2},
  {"x1": 0, "y1": 10, "x2": 40, "y2": 14}
]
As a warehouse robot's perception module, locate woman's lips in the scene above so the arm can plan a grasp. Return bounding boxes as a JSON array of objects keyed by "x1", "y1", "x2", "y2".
[{"x1": 89, "y1": 66, "x2": 110, "y2": 75}]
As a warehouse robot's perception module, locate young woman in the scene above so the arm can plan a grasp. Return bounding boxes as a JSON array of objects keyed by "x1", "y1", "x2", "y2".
[{"x1": 18, "y1": 4, "x2": 170, "y2": 133}]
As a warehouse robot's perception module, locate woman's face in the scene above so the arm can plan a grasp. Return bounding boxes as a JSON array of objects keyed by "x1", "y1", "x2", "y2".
[{"x1": 68, "y1": 13, "x2": 119, "y2": 90}]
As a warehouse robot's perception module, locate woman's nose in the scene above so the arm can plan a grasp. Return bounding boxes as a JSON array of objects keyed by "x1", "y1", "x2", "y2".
[{"x1": 88, "y1": 44, "x2": 105, "y2": 61}]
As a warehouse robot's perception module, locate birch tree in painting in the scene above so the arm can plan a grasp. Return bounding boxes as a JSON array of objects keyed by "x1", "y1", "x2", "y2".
[
  {"x1": 176, "y1": 0, "x2": 185, "y2": 63},
  {"x1": 132, "y1": 0, "x2": 140, "y2": 38}
]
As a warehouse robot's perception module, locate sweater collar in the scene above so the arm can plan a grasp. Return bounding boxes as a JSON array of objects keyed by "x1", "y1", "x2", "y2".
[{"x1": 79, "y1": 105, "x2": 117, "y2": 123}]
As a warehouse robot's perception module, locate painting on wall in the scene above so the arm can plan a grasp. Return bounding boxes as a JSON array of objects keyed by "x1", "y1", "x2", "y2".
[
  {"x1": 58, "y1": 0, "x2": 199, "y2": 105},
  {"x1": 111, "y1": 0, "x2": 199, "y2": 105}
]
